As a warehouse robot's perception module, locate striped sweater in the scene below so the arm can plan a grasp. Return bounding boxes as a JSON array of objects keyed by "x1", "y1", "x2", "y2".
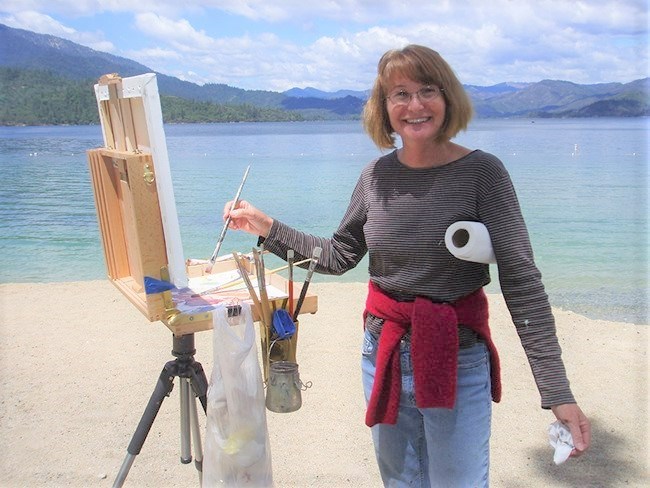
[{"x1": 262, "y1": 149, "x2": 575, "y2": 408}]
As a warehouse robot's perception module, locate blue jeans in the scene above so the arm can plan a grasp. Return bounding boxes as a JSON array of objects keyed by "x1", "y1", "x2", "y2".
[{"x1": 362, "y1": 329, "x2": 492, "y2": 488}]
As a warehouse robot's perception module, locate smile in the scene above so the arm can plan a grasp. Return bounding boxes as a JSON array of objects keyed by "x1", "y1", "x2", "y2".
[{"x1": 405, "y1": 117, "x2": 431, "y2": 124}]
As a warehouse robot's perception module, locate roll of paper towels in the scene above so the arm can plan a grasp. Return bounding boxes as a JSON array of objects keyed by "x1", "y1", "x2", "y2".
[{"x1": 445, "y1": 221, "x2": 496, "y2": 264}]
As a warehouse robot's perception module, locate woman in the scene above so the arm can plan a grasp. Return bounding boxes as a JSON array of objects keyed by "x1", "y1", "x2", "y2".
[{"x1": 224, "y1": 45, "x2": 590, "y2": 487}]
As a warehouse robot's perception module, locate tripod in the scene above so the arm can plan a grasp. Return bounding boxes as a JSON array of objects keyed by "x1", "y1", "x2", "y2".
[{"x1": 113, "y1": 333, "x2": 209, "y2": 488}]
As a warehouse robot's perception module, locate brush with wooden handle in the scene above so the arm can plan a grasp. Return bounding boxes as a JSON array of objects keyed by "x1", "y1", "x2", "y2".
[
  {"x1": 207, "y1": 165, "x2": 250, "y2": 270},
  {"x1": 293, "y1": 247, "x2": 321, "y2": 321}
]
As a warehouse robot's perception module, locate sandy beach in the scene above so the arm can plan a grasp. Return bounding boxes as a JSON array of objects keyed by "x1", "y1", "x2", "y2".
[{"x1": 0, "y1": 280, "x2": 647, "y2": 487}]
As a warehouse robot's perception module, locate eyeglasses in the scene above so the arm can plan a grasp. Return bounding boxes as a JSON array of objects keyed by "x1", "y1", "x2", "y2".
[{"x1": 385, "y1": 85, "x2": 444, "y2": 105}]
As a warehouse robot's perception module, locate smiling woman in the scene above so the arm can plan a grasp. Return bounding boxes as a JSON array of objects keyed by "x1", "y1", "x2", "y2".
[
  {"x1": 362, "y1": 45, "x2": 473, "y2": 155},
  {"x1": 217, "y1": 43, "x2": 592, "y2": 487}
]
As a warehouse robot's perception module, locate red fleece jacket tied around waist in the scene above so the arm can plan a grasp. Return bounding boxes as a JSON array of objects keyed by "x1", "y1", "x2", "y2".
[{"x1": 364, "y1": 282, "x2": 501, "y2": 427}]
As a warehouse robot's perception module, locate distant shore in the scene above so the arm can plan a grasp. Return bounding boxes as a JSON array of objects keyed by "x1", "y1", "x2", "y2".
[
  {"x1": 0, "y1": 280, "x2": 647, "y2": 487},
  {"x1": 2, "y1": 112, "x2": 650, "y2": 128}
]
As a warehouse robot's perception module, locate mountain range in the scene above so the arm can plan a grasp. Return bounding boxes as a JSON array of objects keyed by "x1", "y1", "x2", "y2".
[{"x1": 1, "y1": 23, "x2": 648, "y2": 125}]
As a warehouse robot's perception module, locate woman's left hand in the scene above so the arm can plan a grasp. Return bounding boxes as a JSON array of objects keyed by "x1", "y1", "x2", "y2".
[{"x1": 551, "y1": 403, "x2": 591, "y2": 457}]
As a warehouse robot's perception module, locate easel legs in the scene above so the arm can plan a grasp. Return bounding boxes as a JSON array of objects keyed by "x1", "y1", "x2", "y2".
[
  {"x1": 181, "y1": 376, "x2": 205, "y2": 468},
  {"x1": 113, "y1": 334, "x2": 208, "y2": 488}
]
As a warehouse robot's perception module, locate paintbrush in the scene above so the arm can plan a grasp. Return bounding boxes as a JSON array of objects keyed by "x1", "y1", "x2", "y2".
[
  {"x1": 293, "y1": 247, "x2": 322, "y2": 321},
  {"x1": 208, "y1": 165, "x2": 251, "y2": 268},
  {"x1": 287, "y1": 249, "x2": 294, "y2": 316},
  {"x1": 205, "y1": 257, "x2": 311, "y2": 293},
  {"x1": 190, "y1": 273, "x2": 244, "y2": 297},
  {"x1": 231, "y1": 251, "x2": 263, "y2": 319},
  {"x1": 253, "y1": 247, "x2": 273, "y2": 328}
]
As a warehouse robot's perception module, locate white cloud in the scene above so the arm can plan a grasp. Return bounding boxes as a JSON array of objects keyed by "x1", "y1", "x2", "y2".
[
  {"x1": 2, "y1": 0, "x2": 647, "y2": 27},
  {"x1": 0, "y1": 0, "x2": 182, "y2": 17},
  {"x1": 124, "y1": 46, "x2": 181, "y2": 67},
  {"x1": 132, "y1": 10, "x2": 648, "y2": 89},
  {"x1": 134, "y1": 13, "x2": 220, "y2": 51},
  {"x1": 0, "y1": 10, "x2": 116, "y2": 52},
  {"x1": 1, "y1": 0, "x2": 647, "y2": 90},
  {"x1": 1, "y1": 10, "x2": 75, "y2": 36}
]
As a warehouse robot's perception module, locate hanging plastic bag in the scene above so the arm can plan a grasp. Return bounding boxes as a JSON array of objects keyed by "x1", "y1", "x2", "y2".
[{"x1": 203, "y1": 303, "x2": 273, "y2": 487}]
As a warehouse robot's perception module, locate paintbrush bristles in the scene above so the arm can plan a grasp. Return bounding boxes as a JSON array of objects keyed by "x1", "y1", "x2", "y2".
[
  {"x1": 196, "y1": 256, "x2": 314, "y2": 295},
  {"x1": 217, "y1": 257, "x2": 312, "y2": 290}
]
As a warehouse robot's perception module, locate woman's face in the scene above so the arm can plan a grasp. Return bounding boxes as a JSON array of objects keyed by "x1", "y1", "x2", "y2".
[{"x1": 385, "y1": 75, "x2": 447, "y2": 147}]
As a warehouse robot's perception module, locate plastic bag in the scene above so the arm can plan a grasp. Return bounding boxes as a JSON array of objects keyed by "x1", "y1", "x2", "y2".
[{"x1": 203, "y1": 303, "x2": 273, "y2": 487}]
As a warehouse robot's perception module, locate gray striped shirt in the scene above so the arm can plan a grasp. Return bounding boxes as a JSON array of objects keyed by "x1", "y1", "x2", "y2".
[{"x1": 263, "y1": 149, "x2": 575, "y2": 407}]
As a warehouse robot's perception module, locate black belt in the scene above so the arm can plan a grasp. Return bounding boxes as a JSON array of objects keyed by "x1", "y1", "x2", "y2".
[{"x1": 458, "y1": 324, "x2": 482, "y2": 349}]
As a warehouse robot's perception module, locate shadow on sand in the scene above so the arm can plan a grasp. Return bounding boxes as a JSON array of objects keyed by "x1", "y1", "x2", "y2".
[{"x1": 525, "y1": 417, "x2": 646, "y2": 487}]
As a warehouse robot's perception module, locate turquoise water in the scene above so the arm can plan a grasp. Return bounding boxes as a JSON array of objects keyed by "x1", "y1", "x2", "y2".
[{"x1": 0, "y1": 119, "x2": 647, "y2": 323}]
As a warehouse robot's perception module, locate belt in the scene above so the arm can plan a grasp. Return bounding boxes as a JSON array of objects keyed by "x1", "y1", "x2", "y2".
[
  {"x1": 405, "y1": 325, "x2": 480, "y2": 349},
  {"x1": 458, "y1": 324, "x2": 482, "y2": 349}
]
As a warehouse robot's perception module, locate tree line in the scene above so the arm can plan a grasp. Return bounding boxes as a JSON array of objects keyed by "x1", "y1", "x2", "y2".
[{"x1": 0, "y1": 68, "x2": 305, "y2": 126}]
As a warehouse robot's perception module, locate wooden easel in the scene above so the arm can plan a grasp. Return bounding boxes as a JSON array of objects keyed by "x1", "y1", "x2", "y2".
[
  {"x1": 87, "y1": 73, "x2": 318, "y2": 486},
  {"x1": 88, "y1": 73, "x2": 210, "y2": 487}
]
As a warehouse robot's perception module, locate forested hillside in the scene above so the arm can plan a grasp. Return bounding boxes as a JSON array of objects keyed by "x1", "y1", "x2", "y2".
[
  {"x1": 1, "y1": 69, "x2": 98, "y2": 125},
  {"x1": 0, "y1": 68, "x2": 304, "y2": 125}
]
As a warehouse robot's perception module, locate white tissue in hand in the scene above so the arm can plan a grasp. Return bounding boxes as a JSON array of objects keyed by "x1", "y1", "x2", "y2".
[{"x1": 548, "y1": 420, "x2": 574, "y2": 465}]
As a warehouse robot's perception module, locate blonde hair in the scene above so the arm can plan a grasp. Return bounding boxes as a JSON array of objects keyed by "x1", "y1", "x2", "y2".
[{"x1": 362, "y1": 45, "x2": 473, "y2": 149}]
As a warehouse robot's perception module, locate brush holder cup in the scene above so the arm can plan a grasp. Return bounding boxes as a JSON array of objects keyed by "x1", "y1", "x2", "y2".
[
  {"x1": 265, "y1": 361, "x2": 311, "y2": 413},
  {"x1": 268, "y1": 319, "x2": 299, "y2": 364}
]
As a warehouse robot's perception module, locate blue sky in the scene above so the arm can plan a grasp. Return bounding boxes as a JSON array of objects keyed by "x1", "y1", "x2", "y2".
[{"x1": 1, "y1": 1, "x2": 648, "y2": 92}]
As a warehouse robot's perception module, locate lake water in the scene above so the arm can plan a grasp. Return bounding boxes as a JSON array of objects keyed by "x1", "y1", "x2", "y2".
[{"x1": 0, "y1": 118, "x2": 647, "y2": 324}]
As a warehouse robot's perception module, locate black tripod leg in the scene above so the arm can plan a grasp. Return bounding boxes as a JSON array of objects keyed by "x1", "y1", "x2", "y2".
[
  {"x1": 189, "y1": 361, "x2": 209, "y2": 413},
  {"x1": 112, "y1": 361, "x2": 177, "y2": 488}
]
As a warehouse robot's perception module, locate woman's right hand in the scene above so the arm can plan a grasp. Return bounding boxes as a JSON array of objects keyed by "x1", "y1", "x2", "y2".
[{"x1": 224, "y1": 199, "x2": 273, "y2": 238}]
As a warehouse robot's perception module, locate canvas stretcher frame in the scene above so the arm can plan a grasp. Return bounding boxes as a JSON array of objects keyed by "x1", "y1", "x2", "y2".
[{"x1": 86, "y1": 73, "x2": 317, "y2": 336}]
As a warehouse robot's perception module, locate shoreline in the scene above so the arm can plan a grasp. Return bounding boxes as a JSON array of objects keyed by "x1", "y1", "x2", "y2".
[
  {"x1": 0, "y1": 281, "x2": 648, "y2": 487},
  {"x1": 0, "y1": 278, "x2": 646, "y2": 327}
]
